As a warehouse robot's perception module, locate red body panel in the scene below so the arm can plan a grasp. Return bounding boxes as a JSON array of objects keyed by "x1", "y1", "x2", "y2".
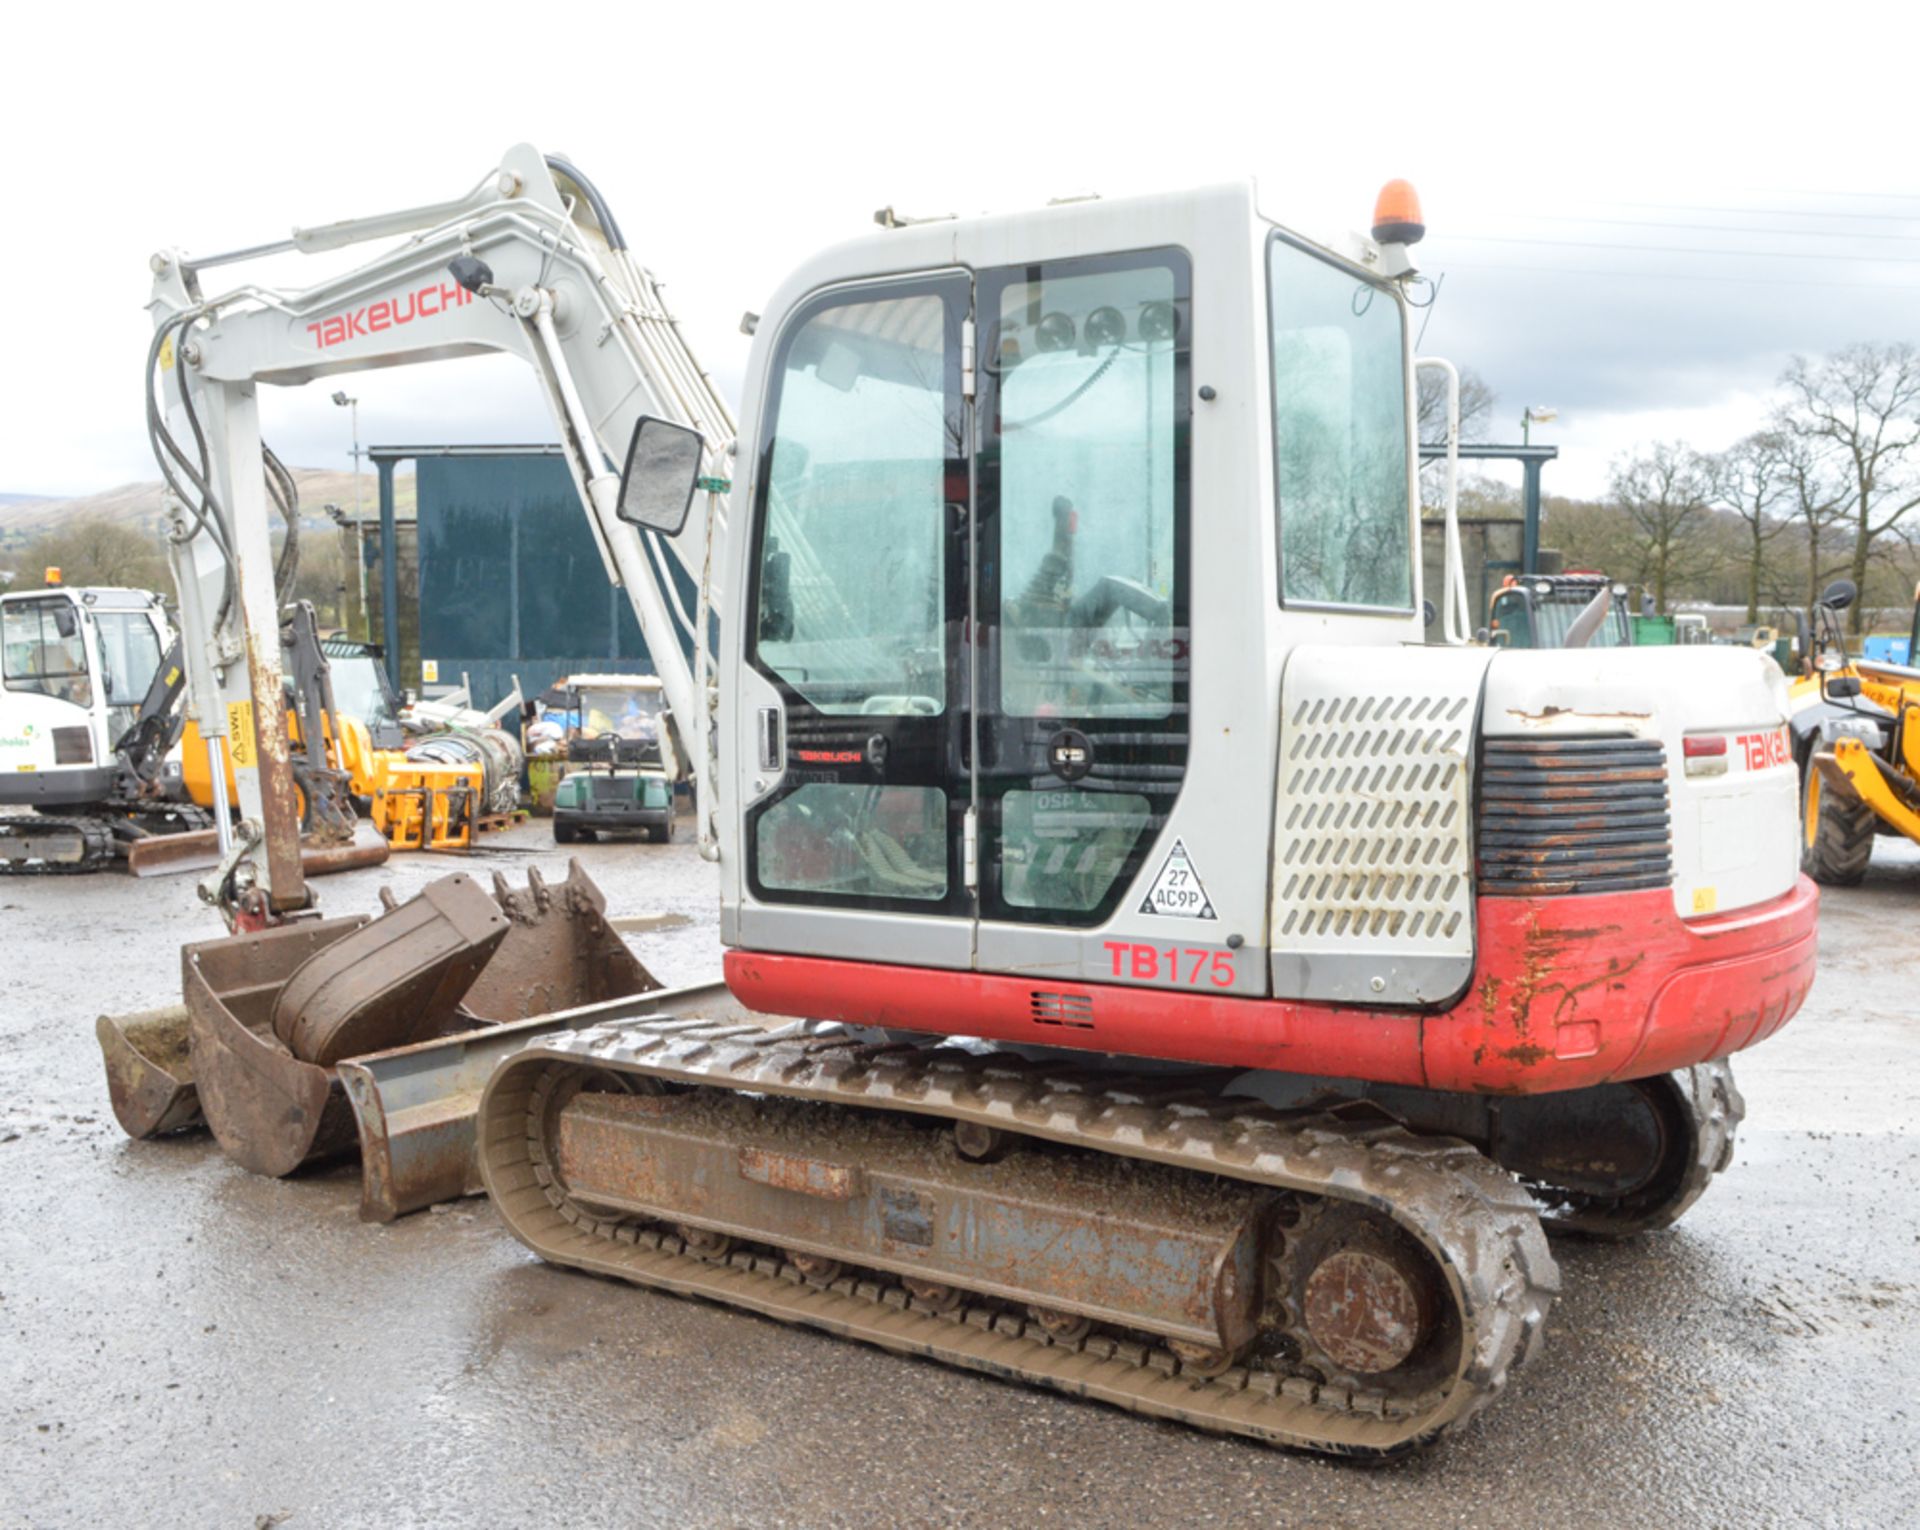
[{"x1": 724, "y1": 877, "x2": 1820, "y2": 1095}]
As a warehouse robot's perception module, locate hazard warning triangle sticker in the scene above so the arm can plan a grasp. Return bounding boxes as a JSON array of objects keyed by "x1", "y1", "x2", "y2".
[{"x1": 1140, "y1": 837, "x2": 1216, "y2": 919}]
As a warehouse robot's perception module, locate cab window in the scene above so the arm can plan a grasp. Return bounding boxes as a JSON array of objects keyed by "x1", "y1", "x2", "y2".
[
  {"x1": 2, "y1": 599, "x2": 92, "y2": 707},
  {"x1": 1269, "y1": 235, "x2": 1412, "y2": 610},
  {"x1": 92, "y1": 611, "x2": 163, "y2": 707}
]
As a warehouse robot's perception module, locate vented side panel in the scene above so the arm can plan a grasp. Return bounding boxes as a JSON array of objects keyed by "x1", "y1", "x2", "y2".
[
  {"x1": 1268, "y1": 645, "x2": 1494, "y2": 1006},
  {"x1": 52, "y1": 727, "x2": 92, "y2": 766}
]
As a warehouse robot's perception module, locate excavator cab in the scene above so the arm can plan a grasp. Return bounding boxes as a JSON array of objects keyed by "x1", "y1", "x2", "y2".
[{"x1": 0, "y1": 587, "x2": 171, "y2": 803}]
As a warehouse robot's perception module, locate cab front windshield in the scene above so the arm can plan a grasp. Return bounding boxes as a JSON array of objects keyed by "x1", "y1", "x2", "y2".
[
  {"x1": 574, "y1": 686, "x2": 664, "y2": 744},
  {"x1": 326, "y1": 652, "x2": 399, "y2": 730},
  {"x1": 1491, "y1": 588, "x2": 1629, "y2": 649}
]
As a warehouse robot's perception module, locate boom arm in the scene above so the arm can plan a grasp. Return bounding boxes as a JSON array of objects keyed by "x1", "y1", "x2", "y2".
[{"x1": 147, "y1": 145, "x2": 733, "y2": 918}]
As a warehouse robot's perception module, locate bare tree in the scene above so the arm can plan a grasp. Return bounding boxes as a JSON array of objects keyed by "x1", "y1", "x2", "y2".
[
  {"x1": 1417, "y1": 366, "x2": 1495, "y2": 509},
  {"x1": 1781, "y1": 343, "x2": 1920, "y2": 632},
  {"x1": 1610, "y1": 442, "x2": 1714, "y2": 613},
  {"x1": 19, "y1": 516, "x2": 169, "y2": 592},
  {"x1": 1770, "y1": 425, "x2": 1851, "y2": 614},
  {"x1": 1416, "y1": 365, "x2": 1495, "y2": 445},
  {"x1": 1702, "y1": 431, "x2": 1794, "y2": 621}
]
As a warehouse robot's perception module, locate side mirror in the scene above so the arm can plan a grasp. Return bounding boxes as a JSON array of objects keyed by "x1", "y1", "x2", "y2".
[
  {"x1": 616, "y1": 416, "x2": 705, "y2": 537},
  {"x1": 1820, "y1": 578, "x2": 1858, "y2": 612},
  {"x1": 1827, "y1": 675, "x2": 1863, "y2": 699},
  {"x1": 53, "y1": 607, "x2": 77, "y2": 640}
]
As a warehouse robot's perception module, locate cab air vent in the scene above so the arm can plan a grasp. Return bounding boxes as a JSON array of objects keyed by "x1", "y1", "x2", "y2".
[
  {"x1": 1030, "y1": 992, "x2": 1094, "y2": 1029},
  {"x1": 52, "y1": 727, "x2": 92, "y2": 765}
]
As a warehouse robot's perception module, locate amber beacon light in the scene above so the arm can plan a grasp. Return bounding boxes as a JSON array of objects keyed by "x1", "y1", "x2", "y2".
[{"x1": 1372, "y1": 179, "x2": 1425, "y2": 245}]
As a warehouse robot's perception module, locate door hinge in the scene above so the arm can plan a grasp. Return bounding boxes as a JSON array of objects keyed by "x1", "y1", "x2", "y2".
[
  {"x1": 962, "y1": 806, "x2": 979, "y2": 890},
  {"x1": 961, "y1": 317, "x2": 976, "y2": 400}
]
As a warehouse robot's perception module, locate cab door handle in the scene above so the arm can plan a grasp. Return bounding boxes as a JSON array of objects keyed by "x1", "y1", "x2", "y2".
[{"x1": 757, "y1": 707, "x2": 783, "y2": 772}]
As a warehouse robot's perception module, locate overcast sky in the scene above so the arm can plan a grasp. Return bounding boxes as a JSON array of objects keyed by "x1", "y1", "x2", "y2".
[{"x1": 3, "y1": 1, "x2": 1915, "y2": 502}]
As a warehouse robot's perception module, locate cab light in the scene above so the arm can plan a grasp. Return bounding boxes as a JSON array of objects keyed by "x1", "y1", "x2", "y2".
[
  {"x1": 1682, "y1": 735, "x2": 1727, "y2": 777},
  {"x1": 1372, "y1": 179, "x2": 1426, "y2": 246}
]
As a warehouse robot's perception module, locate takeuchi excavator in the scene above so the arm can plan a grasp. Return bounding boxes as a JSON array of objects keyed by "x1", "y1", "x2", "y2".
[{"x1": 121, "y1": 150, "x2": 1817, "y2": 1456}]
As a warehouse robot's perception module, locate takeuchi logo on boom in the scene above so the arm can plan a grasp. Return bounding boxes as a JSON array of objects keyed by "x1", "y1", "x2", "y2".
[{"x1": 305, "y1": 279, "x2": 475, "y2": 349}]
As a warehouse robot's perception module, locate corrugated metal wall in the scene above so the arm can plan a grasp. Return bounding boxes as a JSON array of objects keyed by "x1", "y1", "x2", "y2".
[{"x1": 415, "y1": 452, "x2": 695, "y2": 710}]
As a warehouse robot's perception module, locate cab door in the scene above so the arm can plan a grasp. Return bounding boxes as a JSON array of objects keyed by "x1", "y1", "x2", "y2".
[
  {"x1": 739, "y1": 273, "x2": 976, "y2": 968},
  {"x1": 972, "y1": 251, "x2": 1193, "y2": 971},
  {"x1": 737, "y1": 253, "x2": 1191, "y2": 976}
]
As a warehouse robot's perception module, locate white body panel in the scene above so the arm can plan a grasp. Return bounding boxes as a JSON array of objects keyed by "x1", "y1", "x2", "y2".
[{"x1": 1482, "y1": 646, "x2": 1799, "y2": 919}]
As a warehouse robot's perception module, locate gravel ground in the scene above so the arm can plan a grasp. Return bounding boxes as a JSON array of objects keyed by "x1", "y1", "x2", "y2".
[{"x1": 2, "y1": 821, "x2": 1917, "y2": 1528}]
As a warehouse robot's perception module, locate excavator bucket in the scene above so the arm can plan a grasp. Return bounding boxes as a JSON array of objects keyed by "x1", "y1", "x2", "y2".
[
  {"x1": 95, "y1": 1004, "x2": 203, "y2": 1139},
  {"x1": 102, "y1": 861, "x2": 664, "y2": 1218},
  {"x1": 184, "y1": 915, "x2": 374, "y2": 1176},
  {"x1": 460, "y1": 862, "x2": 655, "y2": 1020}
]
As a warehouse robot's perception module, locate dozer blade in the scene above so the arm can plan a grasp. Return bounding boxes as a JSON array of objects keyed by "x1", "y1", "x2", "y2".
[
  {"x1": 339, "y1": 978, "x2": 724, "y2": 1222},
  {"x1": 126, "y1": 829, "x2": 222, "y2": 878},
  {"x1": 95, "y1": 1004, "x2": 203, "y2": 1138},
  {"x1": 128, "y1": 824, "x2": 393, "y2": 879}
]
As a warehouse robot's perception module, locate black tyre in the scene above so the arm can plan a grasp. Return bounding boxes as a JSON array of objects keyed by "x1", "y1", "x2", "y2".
[
  {"x1": 554, "y1": 820, "x2": 580, "y2": 845},
  {"x1": 1800, "y1": 757, "x2": 1875, "y2": 885},
  {"x1": 659, "y1": 814, "x2": 675, "y2": 844}
]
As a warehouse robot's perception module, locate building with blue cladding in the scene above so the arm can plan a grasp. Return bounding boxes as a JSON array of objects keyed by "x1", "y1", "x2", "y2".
[{"x1": 365, "y1": 445, "x2": 697, "y2": 710}]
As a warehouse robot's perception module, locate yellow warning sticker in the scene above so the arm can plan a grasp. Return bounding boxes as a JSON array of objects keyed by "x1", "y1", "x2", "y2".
[
  {"x1": 1691, "y1": 885, "x2": 1718, "y2": 914},
  {"x1": 158, "y1": 334, "x2": 175, "y2": 372},
  {"x1": 226, "y1": 701, "x2": 256, "y2": 769}
]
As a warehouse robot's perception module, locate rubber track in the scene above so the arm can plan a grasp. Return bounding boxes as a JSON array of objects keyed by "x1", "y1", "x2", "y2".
[
  {"x1": 1538, "y1": 1060, "x2": 1744, "y2": 1239},
  {"x1": 479, "y1": 1018, "x2": 1560, "y2": 1458},
  {"x1": 0, "y1": 816, "x2": 114, "y2": 874}
]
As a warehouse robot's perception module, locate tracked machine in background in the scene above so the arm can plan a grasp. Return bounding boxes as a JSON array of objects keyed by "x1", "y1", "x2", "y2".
[
  {"x1": 0, "y1": 585, "x2": 213, "y2": 871},
  {"x1": 118, "y1": 152, "x2": 1818, "y2": 1456}
]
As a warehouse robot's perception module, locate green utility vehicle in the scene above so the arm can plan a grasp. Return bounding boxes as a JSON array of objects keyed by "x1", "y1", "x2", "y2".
[{"x1": 550, "y1": 673, "x2": 676, "y2": 844}]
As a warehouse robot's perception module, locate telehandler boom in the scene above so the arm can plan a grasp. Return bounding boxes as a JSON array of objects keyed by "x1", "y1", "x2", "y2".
[{"x1": 133, "y1": 148, "x2": 1817, "y2": 1455}]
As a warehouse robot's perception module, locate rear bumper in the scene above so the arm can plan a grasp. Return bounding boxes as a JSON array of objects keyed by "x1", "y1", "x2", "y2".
[
  {"x1": 555, "y1": 806, "x2": 669, "y2": 832},
  {"x1": 0, "y1": 765, "x2": 119, "y2": 808},
  {"x1": 723, "y1": 877, "x2": 1820, "y2": 1094}
]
